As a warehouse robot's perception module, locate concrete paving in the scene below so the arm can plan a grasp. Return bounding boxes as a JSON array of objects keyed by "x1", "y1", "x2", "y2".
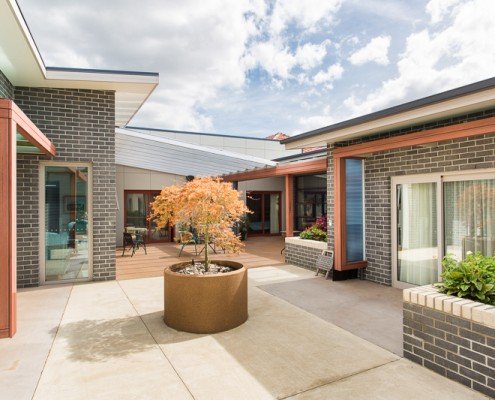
[
  {"x1": 259, "y1": 273, "x2": 404, "y2": 355},
  {"x1": 0, "y1": 265, "x2": 488, "y2": 400},
  {"x1": 0, "y1": 284, "x2": 72, "y2": 400}
]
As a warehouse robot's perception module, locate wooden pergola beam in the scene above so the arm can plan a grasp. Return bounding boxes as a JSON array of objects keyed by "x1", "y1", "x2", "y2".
[
  {"x1": 222, "y1": 157, "x2": 327, "y2": 182},
  {"x1": 0, "y1": 99, "x2": 55, "y2": 339}
]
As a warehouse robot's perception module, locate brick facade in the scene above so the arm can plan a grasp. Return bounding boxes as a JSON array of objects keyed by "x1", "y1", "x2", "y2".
[
  {"x1": 14, "y1": 87, "x2": 116, "y2": 286},
  {"x1": 327, "y1": 109, "x2": 495, "y2": 286},
  {"x1": 403, "y1": 287, "x2": 495, "y2": 398},
  {"x1": 285, "y1": 238, "x2": 327, "y2": 271},
  {"x1": 0, "y1": 69, "x2": 14, "y2": 99}
]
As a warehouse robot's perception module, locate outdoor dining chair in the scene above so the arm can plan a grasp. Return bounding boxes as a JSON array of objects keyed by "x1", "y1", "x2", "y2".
[
  {"x1": 122, "y1": 231, "x2": 147, "y2": 257},
  {"x1": 178, "y1": 231, "x2": 199, "y2": 257}
]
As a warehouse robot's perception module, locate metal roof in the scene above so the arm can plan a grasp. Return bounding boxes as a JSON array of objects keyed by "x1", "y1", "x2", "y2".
[
  {"x1": 282, "y1": 77, "x2": 495, "y2": 147},
  {"x1": 126, "y1": 126, "x2": 281, "y2": 141},
  {"x1": 116, "y1": 128, "x2": 276, "y2": 177}
]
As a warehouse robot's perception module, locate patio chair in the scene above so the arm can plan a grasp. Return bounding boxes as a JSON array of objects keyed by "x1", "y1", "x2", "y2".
[
  {"x1": 178, "y1": 231, "x2": 198, "y2": 257},
  {"x1": 121, "y1": 232, "x2": 147, "y2": 257},
  {"x1": 315, "y1": 250, "x2": 334, "y2": 279}
]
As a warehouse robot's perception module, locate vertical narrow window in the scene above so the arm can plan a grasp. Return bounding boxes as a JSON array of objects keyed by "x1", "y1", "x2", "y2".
[{"x1": 345, "y1": 159, "x2": 364, "y2": 262}]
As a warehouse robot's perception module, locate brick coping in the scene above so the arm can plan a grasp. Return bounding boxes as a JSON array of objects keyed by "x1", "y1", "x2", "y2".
[
  {"x1": 285, "y1": 236, "x2": 327, "y2": 251},
  {"x1": 403, "y1": 285, "x2": 495, "y2": 329}
]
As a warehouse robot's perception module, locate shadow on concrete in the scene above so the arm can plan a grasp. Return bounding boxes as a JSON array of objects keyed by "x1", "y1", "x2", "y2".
[{"x1": 57, "y1": 317, "x2": 157, "y2": 362}]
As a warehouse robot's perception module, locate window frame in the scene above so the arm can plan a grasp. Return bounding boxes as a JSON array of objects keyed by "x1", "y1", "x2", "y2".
[{"x1": 391, "y1": 168, "x2": 495, "y2": 288}]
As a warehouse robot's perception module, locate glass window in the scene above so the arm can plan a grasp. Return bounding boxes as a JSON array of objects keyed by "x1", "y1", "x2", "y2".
[
  {"x1": 294, "y1": 174, "x2": 327, "y2": 231},
  {"x1": 345, "y1": 159, "x2": 364, "y2": 262},
  {"x1": 396, "y1": 182, "x2": 438, "y2": 285},
  {"x1": 44, "y1": 165, "x2": 90, "y2": 282},
  {"x1": 444, "y1": 179, "x2": 495, "y2": 260}
]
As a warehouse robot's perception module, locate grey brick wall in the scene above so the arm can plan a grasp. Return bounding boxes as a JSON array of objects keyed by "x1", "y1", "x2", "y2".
[
  {"x1": 403, "y1": 302, "x2": 495, "y2": 398},
  {"x1": 14, "y1": 87, "x2": 116, "y2": 286},
  {"x1": 0, "y1": 69, "x2": 14, "y2": 99},
  {"x1": 285, "y1": 241, "x2": 326, "y2": 272},
  {"x1": 327, "y1": 109, "x2": 495, "y2": 286}
]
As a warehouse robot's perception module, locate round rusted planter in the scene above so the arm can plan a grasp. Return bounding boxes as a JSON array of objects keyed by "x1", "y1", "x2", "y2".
[{"x1": 163, "y1": 260, "x2": 248, "y2": 334}]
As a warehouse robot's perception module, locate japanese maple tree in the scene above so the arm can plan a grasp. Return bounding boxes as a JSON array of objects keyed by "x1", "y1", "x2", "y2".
[{"x1": 150, "y1": 177, "x2": 249, "y2": 271}]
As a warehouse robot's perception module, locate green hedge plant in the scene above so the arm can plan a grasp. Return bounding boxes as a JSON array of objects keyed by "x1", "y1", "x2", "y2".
[
  {"x1": 436, "y1": 252, "x2": 495, "y2": 305},
  {"x1": 299, "y1": 225, "x2": 327, "y2": 242}
]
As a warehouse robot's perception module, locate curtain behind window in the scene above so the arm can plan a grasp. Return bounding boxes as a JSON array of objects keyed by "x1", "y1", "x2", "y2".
[{"x1": 444, "y1": 179, "x2": 495, "y2": 260}]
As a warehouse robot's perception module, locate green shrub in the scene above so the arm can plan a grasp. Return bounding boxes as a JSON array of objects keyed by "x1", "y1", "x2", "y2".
[
  {"x1": 299, "y1": 225, "x2": 327, "y2": 242},
  {"x1": 436, "y1": 253, "x2": 495, "y2": 305}
]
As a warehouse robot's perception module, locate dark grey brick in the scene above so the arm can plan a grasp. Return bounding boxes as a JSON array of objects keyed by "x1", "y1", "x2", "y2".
[
  {"x1": 15, "y1": 87, "x2": 116, "y2": 286},
  {"x1": 434, "y1": 355, "x2": 458, "y2": 372},
  {"x1": 0, "y1": 69, "x2": 14, "y2": 99},
  {"x1": 447, "y1": 352, "x2": 473, "y2": 369},
  {"x1": 446, "y1": 332, "x2": 470, "y2": 348},
  {"x1": 446, "y1": 370, "x2": 472, "y2": 388},
  {"x1": 459, "y1": 366, "x2": 486, "y2": 385},
  {"x1": 460, "y1": 348, "x2": 487, "y2": 364},
  {"x1": 434, "y1": 337, "x2": 458, "y2": 353},
  {"x1": 404, "y1": 350, "x2": 423, "y2": 365},
  {"x1": 434, "y1": 320, "x2": 458, "y2": 335},
  {"x1": 472, "y1": 342, "x2": 495, "y2": 359},
  {"x1": 424, "y1": 360, "x2": 446, "y2": 376},
  {"x1": 459, "y1": 328, "x2": 486, "y2": 344},
  {"x1": 473, "y1": 383, "x2": 495, "y2": 399}
]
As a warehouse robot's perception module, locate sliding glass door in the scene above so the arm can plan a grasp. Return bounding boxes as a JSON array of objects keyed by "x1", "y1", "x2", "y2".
[
  {"x1": 443, "y1": 176, "x2": 495, "y2": 260},
  {"x1": 246, "y1": 191, "x2": 281, "y2": 235},
  {"x1": 395, "y1": 181, "x2": 439, "y2": 287},
  {"x1": 41, "y1": 164, "x2": 92, "y2": 283},
  {"x1": 392, "y1": 171, "x2": 495, "y2": 288},
  {"x1": 124, "y1": 190, "x2": 173, "y2": 242}
]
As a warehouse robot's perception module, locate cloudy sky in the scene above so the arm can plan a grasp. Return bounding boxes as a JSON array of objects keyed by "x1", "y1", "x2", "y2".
[{"x1": 18, "y1": 0, "x2": 495, "y2": 137}]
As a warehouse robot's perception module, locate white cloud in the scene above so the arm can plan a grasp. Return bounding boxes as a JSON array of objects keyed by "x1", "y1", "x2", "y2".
[
  {"x1": 426, "y1": 0, "x2": 463, "y2": 23},
  {"x1": 18, "y1": 0, "x2": 263, "y2": 131},
  {"x1": 344, "y1": 0, "x2": 495, "y2": 117},
  {"x1": 298, "y1": 105, "x2": 335, "y2": 132},
  {"x1": 269, "y1": 0, "x2": 342, "y2": 35},
  {"x1": 243, "y1": 40, "x2": 296, "y2": 79},
  {"x1": 295, "y1": 41, "x2": 330, "y2": 71},
  {"x1": 349, "y1": 35, "x2": 391, "y2": 66},
  {"x1": 313, "y1": 63, "x2": 344, "y2": 88}
]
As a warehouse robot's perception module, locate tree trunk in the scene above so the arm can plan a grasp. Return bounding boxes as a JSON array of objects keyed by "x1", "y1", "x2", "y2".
[{"x1": 204, "y1": 229, "x2": 209, "y2": 272}]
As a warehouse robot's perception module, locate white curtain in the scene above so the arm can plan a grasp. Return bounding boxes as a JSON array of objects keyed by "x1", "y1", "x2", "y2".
[
  {"x1": 444, "y1": 179, "x2": 495, "y2": 260},
  {"x1": 398, "y1": 183, "x2": 438, "y2": 285},
  {"x1": 270, "y1": 194, "x2": 280, "y2": 234}
]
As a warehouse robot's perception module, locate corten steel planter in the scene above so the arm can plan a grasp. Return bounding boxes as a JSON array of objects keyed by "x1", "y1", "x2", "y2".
[{"x1": 163, "y1": 260, "x2": 248, "y2": 334}]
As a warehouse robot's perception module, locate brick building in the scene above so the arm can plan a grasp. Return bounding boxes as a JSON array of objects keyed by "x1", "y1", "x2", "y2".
[{"x1": 0, "y1": 1, "x2": 158, "y2": 338}]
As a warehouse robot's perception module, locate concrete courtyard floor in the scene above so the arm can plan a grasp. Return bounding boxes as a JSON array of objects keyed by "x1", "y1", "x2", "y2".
[{"x1": 0, "y1": 265, "x2": 488, "y2": 400}]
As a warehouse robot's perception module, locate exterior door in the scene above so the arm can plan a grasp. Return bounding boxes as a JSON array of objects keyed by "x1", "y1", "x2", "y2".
[
  {"x1": 124, "y1": 190, "x2": 172, "y2": 242},
  {"x1": 40, "y1": 163, "x2": 92, "y2": 283},
  {"x1": 246, "y1": 191, "x2": 281, "y2": 235},
  {"x1": 392, "y1": 177, "x2": 440, "y2": 289},
  {"x1": 391, "y1": 170, "x2": 495, "y2": 288}
]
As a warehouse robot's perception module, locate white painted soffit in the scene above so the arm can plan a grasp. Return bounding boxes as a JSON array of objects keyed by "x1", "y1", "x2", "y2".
[
  {"x1": 0, "y1": 0, "x2": 158, "y2": 127},
  {"x1": 284, "y1": 86, "x2": 495, "y2": 149},
  {"x1": 115, "y1": 128, "x2": 276, "y2": 177}
]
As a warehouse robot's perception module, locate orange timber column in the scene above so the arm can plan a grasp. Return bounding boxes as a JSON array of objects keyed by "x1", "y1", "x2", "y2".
[
  {"x1": 285, "y1": 174, "x2": 294, "y2": 237},
  {"x1": 0, "y1": 115, "x2": 17, "y2": 338}
]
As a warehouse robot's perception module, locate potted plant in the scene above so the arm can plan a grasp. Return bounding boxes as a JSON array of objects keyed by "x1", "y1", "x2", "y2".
[{"x1": 150, "y1": 177, "x2": 250, "y2": 333}]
